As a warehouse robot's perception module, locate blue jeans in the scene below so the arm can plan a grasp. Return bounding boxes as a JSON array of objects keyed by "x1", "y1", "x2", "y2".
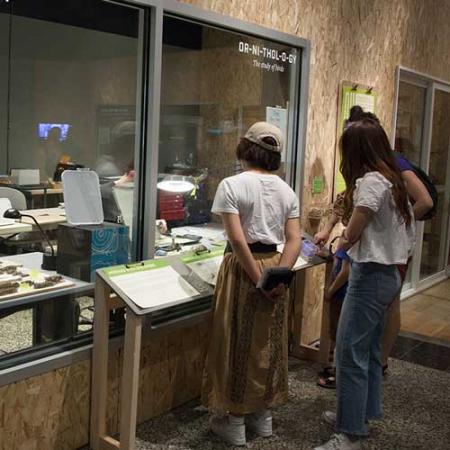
[{"x1": 335, "y1": 262, "x2": 401, "y2": 436}]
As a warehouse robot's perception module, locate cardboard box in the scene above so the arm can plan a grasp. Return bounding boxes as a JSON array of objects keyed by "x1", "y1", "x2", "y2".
[{"x1": 56, "y1": 222, "x2": 129, "y2": 282}]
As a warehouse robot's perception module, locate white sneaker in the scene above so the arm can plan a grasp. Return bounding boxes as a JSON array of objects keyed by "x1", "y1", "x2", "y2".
[
  {"x1": 314, "y1": 433, "x2": 361, "y2": 450},
  {"x1": 245, "y1": 409, "x2": 272, "y2": 437},
  {"x1": 321, "y1": 410, "x2": 337, "y2": 427},
  {"x1": 210, "y1": 414, "x2": 246, "y2": 446}
]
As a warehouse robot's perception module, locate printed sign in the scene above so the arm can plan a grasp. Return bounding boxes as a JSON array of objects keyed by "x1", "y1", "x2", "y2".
[{"x1": 238, "y1": 41, "x2": 298, "y2": 73}]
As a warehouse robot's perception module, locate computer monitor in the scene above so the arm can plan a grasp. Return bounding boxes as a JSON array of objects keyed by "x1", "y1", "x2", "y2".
[{"x1": 37, "y1": 123, "x2": 71, "y2": 141}]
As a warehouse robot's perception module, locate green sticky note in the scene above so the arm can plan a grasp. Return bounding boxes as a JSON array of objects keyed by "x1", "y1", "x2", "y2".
[{"x1": 312, "y1": 176, "x2": 324, "y2": 194}]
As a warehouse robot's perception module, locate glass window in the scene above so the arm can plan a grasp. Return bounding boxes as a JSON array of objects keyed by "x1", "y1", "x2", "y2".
[
  {"x1": 0, "y1": 2, "x2": 9, "y2": 176},
  {"x1": 1, "y1": 0, "x2": 142, "y2": 255},
  {"x1": 394, "y1": 81, "x2": 427, "y2": 286},
  {"x1": 420, "y1": 89, "x2": 450, "y2": 279},
  {"x1": 0, "y1": 0, "x2": 142, "y2": 363},
  {"x1": 157, "y1": 16, "x2": 300, "y2": 244},
  {"x1": 394, "y1": 81, "x2": 426, "y2": 165}
]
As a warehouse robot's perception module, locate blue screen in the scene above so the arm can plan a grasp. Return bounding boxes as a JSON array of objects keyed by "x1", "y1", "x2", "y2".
[{"x1": 38, "y1": 123, "x2": 71, "y2": 141}]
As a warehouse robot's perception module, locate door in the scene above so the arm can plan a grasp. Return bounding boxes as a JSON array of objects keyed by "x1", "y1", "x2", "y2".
[
  {"x1": 394, "y1": 78, "x2": 428, "y2": 289},
  {"x1": 419, "y1": 86, "x2": 450, "y2": 281},
  {"x1": 395, "y1": 70, "x2": 450, "y2": 292}
]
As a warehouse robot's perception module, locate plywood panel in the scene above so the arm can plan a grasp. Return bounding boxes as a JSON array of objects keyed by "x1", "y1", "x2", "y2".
[
  {"x1": 134, "y1": 322, "x2": 209, "y2": 424},
  {"x1": 181, "y1": 0, "x2": 450, "y2": 344},
  {"x1": 2, "y1": 2, "x2": 450, "y2": 450}
]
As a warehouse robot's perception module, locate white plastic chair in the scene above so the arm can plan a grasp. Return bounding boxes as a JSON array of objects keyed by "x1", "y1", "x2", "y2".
[{"x1": 0, "y1": 187, "x2": 27, "y2": 210}]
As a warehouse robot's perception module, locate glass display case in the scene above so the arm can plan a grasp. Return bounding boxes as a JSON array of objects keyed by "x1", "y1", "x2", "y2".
[
  {"x1": 0, "y1": 1, "x2": 307, "y2": 370},
  {"x1": 155, "y1": 15, "x2": 301, "y2": 248}
]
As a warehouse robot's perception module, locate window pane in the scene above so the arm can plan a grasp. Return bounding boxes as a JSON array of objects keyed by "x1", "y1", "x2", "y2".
[
  {"x1": 394, "y1": 81, "x2": 426, "y2": 165},
  {"x1": 5, "y1": 0, "x2": 142, "y2": 256},
  {"x1": 394, "y1": 81, "x2": 427, "y2": 286},
  {"x1": 157, "y1": 16, "x2": 300, "y2": 242},
  {"x1": 420, "y1": 89, "x2": 450, "y2": 279},
  {"x1": 0, "y1": 3, "x2": 9, "y2": 175}
]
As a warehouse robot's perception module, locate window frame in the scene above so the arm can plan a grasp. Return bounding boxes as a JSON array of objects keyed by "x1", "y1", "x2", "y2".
[
  {"x1": 138, "y1": 0, "x2": 311, "y2": 259},
  {"x1": 0, "y1": 0, "x2": 311, "y2": 383},
  {"x1": 393, "y1": 66, "x2": 450, "y2": 297}
]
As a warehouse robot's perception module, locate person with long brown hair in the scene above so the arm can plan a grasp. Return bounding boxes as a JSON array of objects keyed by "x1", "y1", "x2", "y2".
[
  {"x1": 314, "y1": 107, "x2": 432, "y2": 387},
  {"x1": 315, "y1": 119, "x2": 415, "y2": 450}
]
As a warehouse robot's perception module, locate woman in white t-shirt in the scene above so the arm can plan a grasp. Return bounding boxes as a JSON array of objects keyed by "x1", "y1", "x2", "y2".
[
  {"x1": 201, "y1": 122, "x2": 301, "y2": 446},
  {"x1": 315, "y1": 119, "x2": 415, "y2": 450}
]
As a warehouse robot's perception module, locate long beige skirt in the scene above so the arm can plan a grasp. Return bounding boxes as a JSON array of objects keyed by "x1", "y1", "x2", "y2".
[{"x1": 201, "y1": 251, "x2": 289, "y2": 415}]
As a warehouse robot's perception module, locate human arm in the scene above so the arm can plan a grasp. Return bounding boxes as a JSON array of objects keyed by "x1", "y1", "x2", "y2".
[
  {"x1": 279, "y1": 218, "x2": 301, "y2": 269},
  {"x1": 324, "y1": 258, "x2": 350, "y2": 301},
  {"x1": 402, "y1": 170, "x2": 433, "y2": 220},
  {"x1": 221, "y1": 213, "x2": 261, "y2": 285},
  {"x1": 115, "y1": 169, "x2": 135, "y2": 185},
  {"x1": 338, "y1": 206, "x2": 372, "y2": 251},
  {"x1": 314, "y1": 211, "x2": 339, "y2": 245}
]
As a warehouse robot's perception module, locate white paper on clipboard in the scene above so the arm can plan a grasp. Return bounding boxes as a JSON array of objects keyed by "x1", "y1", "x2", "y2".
[{"x1": 110, "y1": 265, "x2": 199, "y2": 309}]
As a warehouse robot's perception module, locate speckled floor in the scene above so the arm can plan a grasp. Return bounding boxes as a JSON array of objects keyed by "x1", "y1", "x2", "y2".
[
  {"x1": 82, "y1": 357, "x2": 450, "y2": 450},
  {"x1": 0, "y1": 297, "x2": 93, "y2": 354}
]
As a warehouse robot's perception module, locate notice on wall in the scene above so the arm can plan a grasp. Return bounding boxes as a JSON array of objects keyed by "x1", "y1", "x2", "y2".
[
  {"x1": 266, "y1": 106, "x2": 288, "y2": 161},
  {"x1": 335, "y1": 84, "x2": 377, "y2": 195}
]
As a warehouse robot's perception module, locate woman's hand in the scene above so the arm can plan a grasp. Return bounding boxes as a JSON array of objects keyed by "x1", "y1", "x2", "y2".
[
  {"x1": 314, "y1": 230, "x2": 330, "y2": 246},
  {"x1": 324, "y1": 287, "x2": 334, "y2": 302},
  {"x1": 261, "y1": 283, "x2": 286, "y2": 302}
]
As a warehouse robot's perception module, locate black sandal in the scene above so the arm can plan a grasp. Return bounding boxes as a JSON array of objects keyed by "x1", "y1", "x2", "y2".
[
  {"x1": 318, "y1": 366, "x2": 335, "y2": 378},
  {"x1": 317, "y1": 375, "x2": 336, "y2": 389}
]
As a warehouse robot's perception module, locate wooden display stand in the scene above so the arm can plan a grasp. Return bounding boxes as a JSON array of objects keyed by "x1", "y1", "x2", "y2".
[
  {"x1": 90, "y1": 278, "x2": 136, "y2": 450},
  {"x1": 90, "y1": 255, "x2": 332, "y2": 450},
  {"x1": 289, "y1": 260, "x2": 334, "y2": 364}
]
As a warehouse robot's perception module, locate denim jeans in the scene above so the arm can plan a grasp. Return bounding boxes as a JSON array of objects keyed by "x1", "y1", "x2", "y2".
[{"x1": 335, "y1": 262, "x2": 401, "y2": 436}]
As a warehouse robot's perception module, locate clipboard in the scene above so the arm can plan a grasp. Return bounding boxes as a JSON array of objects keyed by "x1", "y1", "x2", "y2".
[{"x1": 97, "y1": 256, "x2": 214, "y2": 315}]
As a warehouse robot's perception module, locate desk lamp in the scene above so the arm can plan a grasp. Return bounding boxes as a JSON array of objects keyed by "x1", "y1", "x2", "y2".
[
  {"x1": 156, "y1": 175, "x2": 195, "y2": 193},
  {"x1": 4, "y1": 208, "x2": 56, "y2": 270}
]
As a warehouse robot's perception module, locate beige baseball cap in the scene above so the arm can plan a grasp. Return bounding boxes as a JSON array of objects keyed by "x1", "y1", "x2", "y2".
[{"x1": 244, "y1": 121, "x2": 283, "y2": 153}]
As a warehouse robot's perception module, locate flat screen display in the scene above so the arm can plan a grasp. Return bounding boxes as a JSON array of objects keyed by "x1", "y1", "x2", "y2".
[{"x1": 37, "y1": 123, "x2": 71, "y2": 141}]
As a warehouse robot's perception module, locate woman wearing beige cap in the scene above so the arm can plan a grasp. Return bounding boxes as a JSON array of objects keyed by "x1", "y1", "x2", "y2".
[{"x1": 201, "y1": 122, "x2": 301, "y2": 446}]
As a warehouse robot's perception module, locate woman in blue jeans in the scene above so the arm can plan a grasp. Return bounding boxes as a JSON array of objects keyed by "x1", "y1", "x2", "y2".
[{"x1": 315, "y1": 119, "x2": 416, "y2": 450}]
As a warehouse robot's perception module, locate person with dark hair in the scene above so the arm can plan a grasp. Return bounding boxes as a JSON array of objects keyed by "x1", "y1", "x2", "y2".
[
  {"x1": 314, "y1": 109, "x2": 432, "y2": 377},
  {"x1": 201, "y1": 122, "x2": 301, "y2": 446},
  {"x1": 315, "y1": 119, "x2": 415, "y2": 450}
]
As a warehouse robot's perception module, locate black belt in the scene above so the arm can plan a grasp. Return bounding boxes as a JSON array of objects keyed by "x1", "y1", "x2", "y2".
[{"x1": 224, "y1": 241, "x2": 277, "y2": 254}]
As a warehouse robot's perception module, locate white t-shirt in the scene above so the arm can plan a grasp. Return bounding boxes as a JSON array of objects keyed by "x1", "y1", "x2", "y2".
[
  {"x1": 211, "y1": 171, "x2": 300, "y2": 245},
  {"x1": 348, "y1": 172, "x2": 416, "y2": 265}
]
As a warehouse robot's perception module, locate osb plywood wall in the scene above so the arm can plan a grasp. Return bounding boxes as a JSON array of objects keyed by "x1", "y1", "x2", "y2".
[
  {"x1": 2, "y1": 2, "x2": 450, "y2": 449},
  {"x1": 181, "y1": 0, "x2": 450, "y2": 342},
  {"x1": 0, "y1": 323, "x2": 208, "y2": 450}
]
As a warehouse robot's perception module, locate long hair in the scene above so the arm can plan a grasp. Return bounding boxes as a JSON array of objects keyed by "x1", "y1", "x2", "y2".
[{"x1": 340, "y1": 119, "x2": 412, "y2": 226}]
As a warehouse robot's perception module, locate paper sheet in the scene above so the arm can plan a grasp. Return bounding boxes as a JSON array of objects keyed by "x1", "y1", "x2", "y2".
[
  {"x1": 293, "y1": 255, "x2": 309, "y2": 270},
  {"x1": 110, "y1": 265, "x2": 199, "y2": 309},
  {"x1": 186, "y1": 256, "x2": 223, "y2": 286},
  {"x1": 276, "y1": 244, "x2": 309, "y2": 270},
  {"x1": 171, "y1": 225, "x2": 225, "y2": 241}
]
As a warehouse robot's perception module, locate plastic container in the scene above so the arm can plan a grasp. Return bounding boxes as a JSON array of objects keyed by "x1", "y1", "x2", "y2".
[
  {"x1": 300, "y1": 240, "x2": 318, "y2": 262},
  {"x1": 62, "y1": 170, "x2": 104, "y2": 225}
]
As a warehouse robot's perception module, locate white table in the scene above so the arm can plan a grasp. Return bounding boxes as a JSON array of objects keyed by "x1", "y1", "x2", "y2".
[{"x1": 20, "y1": 207, "x2": 67, "y2": 231}]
